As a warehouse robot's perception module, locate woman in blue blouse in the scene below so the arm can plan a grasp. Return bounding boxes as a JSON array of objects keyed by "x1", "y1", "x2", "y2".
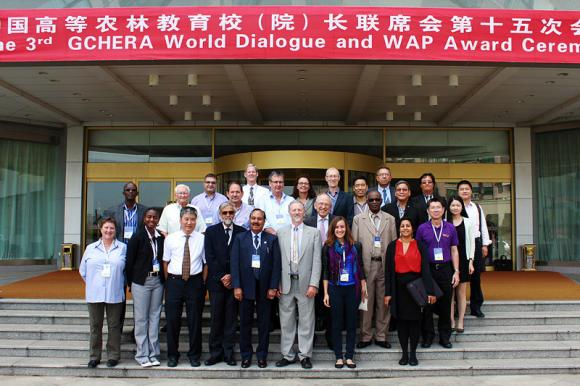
[
  {"x1": 322, "y1": 216, "x2": 367, "y2": 369},
  {"x1": 79, "y1": 217, "x2": 126, "y2": 369}
]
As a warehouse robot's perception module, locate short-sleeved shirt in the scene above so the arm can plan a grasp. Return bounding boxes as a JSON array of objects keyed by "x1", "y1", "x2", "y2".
[
  {"x1": 190, "y1": 192, "x2": 228, "y2": 227},
  {"x1": 416, "y1": 220, "x2": 458, "y2": 263}
]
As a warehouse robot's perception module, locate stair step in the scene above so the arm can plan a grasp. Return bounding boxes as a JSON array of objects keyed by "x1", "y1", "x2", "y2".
[{"x1": 0, "y1": 356, "x2": 579, "y2": 378}]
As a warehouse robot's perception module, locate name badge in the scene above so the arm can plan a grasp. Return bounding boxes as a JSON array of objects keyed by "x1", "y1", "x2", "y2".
[
  {"x1": 123, "y1": 226, "x2": 133, "y2": 240},
  {"x1": 433, "y1": 247, "x2": 444, "y2": 261},
  {"x1": 340, "y1": 270, "x2": 349, "y2": 282},
  {"x1": 251, "y1": 254, "x2": 261, "y2": 269},
  {"x1": 374, "y1": 236, "x2": 381, "y2": 248},
  {"x1": 101, "y1": 263, "x2": 111, "y2": 278},
  {"x1": 152, "y1": 261, "x2": 160, "y2": 273},
  {"x1": 276, "y1": 214, "x2": 285, "y2": 224}
]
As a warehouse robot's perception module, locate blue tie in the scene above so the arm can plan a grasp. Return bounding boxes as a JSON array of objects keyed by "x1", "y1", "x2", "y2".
[
  {"x1": 253, "y1": 235, "x2": 260, "y2": 279},
  {"x1": 382, "y1": 188, "x2": 388, "y2": 205},
  {"x1": 254, "y1": 235, "x2": 259, "y2": 249}
]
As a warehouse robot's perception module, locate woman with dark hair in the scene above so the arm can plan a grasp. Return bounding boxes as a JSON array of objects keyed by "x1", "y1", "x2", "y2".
[
  {"x1": 292, "y1": 175, "x2": 316, "y2": 217},
  {"x1": 447, "y1": 196, "x2": 475, "y2": 333},
  {"x1": 322, "y1": 216, "x2": 367, "y2": 369},
  {"x1": 79, "y1": 217, "x2": 126, "y2": 368},
  {"x1": 126, "y1": 207, "x2": 165, "y2": 367},
  {"x1": 384, "y1": 217, "x2": 434, "y2": 366}
]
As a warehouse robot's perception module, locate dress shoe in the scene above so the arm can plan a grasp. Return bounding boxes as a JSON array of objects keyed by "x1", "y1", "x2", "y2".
[
  {"x1": 87, "y1": 360, "x2": 100, "y2": 368},
  {"x1": 375, "y1": 340, "x2": 391, "y2": 349},
  {"x1": 439, "y1": 340, "x2": 453, "y2": 349},
  {"x1": 204, "y1": 356, "x2": 223, "y2": 366},
  {"x1": 160, "y1": 323, "x2": 167, "y2": 332},
  {"x1": 315, "y1": 319, "x2": 324, "y2": 332},
  {"x1": 257, "y1": 359, "x2": 267, "y2": 368},
  {"x1": 275, "y1": 357, "x2": 296, "y2": 367},
  {"x1": 471, "y1": 310, "x2": 485, "y2": 318},
  {"x1": 190, "y1": 358, "x2": 201, "y2": 367},
  {"x1": 456, "y1": 328, "x2": 464, "y2": 334},
  {"x1": 226, "y1": 358, "x2": 237, "y2": 366},
  {"x1": 409, "y1": 354, "x2": 419, "y2": 366},
  {"x1": 345, "y1": 359, "x2": 356, "y2": 369},
  {"x1": 421, "y1": 337, "x2": 433, "y2": 348},
  {"x1": 300, "y1": 357, "x2": 312, "y2": 369},
  {"x1": 167, "y1": 357, "x2": 178, "y2": 368},
  {"x1": 335, "y1": 359, "x2": 344, "y2": 369},
  {"x1": 106, "y1": 359, "x2": 118, "y2": 368},
  {"x1": 398, "y1": 354, "x2": 408, "y2": 366},
  {"x1": 356, "y1": 340, "x2": 372, "y2": 349},
  {"x1": 241, "y1": 359, "x2": 251, "y2": 368}
]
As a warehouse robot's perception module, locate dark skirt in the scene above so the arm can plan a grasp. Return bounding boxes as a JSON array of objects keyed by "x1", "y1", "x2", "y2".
[
  {"x1": 395, "y1": 272, "x2": 423, "y2": 321},
  {"x1": 455, "y1": 221, "x2": 470, "y2": 283}
]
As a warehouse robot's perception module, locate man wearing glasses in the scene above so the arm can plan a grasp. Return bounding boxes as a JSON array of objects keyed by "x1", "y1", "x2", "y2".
[
  {"x1": 104, "y1": 182, "x2": 146, "y2": 244},
  {"x1": 191, "y1": 173, "x2": 228, "y2": 227}
]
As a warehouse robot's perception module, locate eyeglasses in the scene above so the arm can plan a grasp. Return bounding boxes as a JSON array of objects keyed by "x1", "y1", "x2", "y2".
[
  {"x1": 221, "y1": 210, "x2": 235, "y2": 215},
  {"x1": 367, "y1": 198, "x2": 382, "y2": 202},
  {"x1": 297, "y1": 182, "x2": 309, "y2": 186},
  {"x1": 205, "y1": 181, "x2": 216, "y2": 184},
  {"x1": 124, "y1": 188, "x2": 137, "y2": 192}
]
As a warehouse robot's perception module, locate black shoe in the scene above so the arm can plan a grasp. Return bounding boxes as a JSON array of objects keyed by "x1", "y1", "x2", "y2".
[
  {"x1": 300, "y1": 357, "x2": 312, "y2": 369},
  {"x1": 160, "y1": 323, "x2": 167, "y2": 333},
  {"x1": 409, "y1": 355, "x2": 419, "y2": 366},
  {"x1": 356, "y1": 340, "x2": 372, "y2": 349},
  {"x1": 375, "y1": 340, "x2": 391, "y2": 349},
  {"x1": 315, "y1": 319, "x2": 324, "y2": 332},
  {"x1": 398, "y1": 354, "x2": 408, "y2": 366},
  {"x1": 471, "y1": 310, "x2": 485, "y2": 318},
  {"x1": 275, "y1": 357, "x2": 296, "y2": 367},
  {"x1": 439, "y1": 340, "x2": 453, "y2": 349},
  {"x1": 204, "y1": 356, "x2": 223, "y2": 366},
  {"x1": 257, "y1": 359, "x2": 267, "y2": 368},
  {"x1": 241, "y1": 359, "x2": 251, "y2": 368},
  {"x1": 226, "y1": 357, "x2": 237, "y2": 366},
  {"x1": 87, "y1": 360, "x2": 100, "y2": 368},
  {"x1": 190, "y1": 358, "x2": 201, "y2": 367},
  {"x1": 421, "y1": 337, "x2": 433, "y2": 348},
  {"x1": 106, "y1": 359, "x2": 118, "y2": 368},
  {"x1": 167, "y1": 357, "x2": 178, "y2": 367}
]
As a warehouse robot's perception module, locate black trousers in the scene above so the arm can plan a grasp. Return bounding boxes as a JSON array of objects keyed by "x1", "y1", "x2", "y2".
[
  {"x1": 208, "y1": 289, "x2": 238, "y2": 360},
  {"x1": 421, "y1": 263, "x2": 453, "y2": 343},
  {"x1": 239, "y1": 279, "x2": 272, "y2": 361},
  {"x1": 328, "y1": 284, "x2": 358, "y2": 360},
  {"x1": 470, "y1": 238, "x2": 485, "y2": 313},
  {"x1": 397, "y1": 320, "x2": 420, "y2": 356},
  {"x1": 315, "y1": 277, "x2": 333, "y2": 346},
  {"x1": 165, "y1": 273, "x2": 205, "y2": 361}
]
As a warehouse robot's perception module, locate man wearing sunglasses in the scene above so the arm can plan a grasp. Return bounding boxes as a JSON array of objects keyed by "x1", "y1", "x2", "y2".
[{"x1": 104, "y1": 182, "x2": 146, "y2": 244}]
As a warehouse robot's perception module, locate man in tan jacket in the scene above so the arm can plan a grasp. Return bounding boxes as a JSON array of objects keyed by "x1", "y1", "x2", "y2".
[{"x1": 351, "y1": 190, "x2": 397, "y2": 349}]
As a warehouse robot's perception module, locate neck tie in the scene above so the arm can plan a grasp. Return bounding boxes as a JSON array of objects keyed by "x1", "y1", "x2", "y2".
[
  {"x1": 249, "y1": 186, "x2": 254, "y2": 206},
  {"x1": 254, "y1": 234, "x2": 259, "y2": 249},
  {"x1": 291, "y1": 227, "x2": 299, "y2": 273},
  {"x1": 225, "y1": 227, "x2": 231, "y2": 244},
  {"x1": 318, "y1": 218, "x2": 327, "y2": 245},
  {"x1": 382, "y1": 188, "x2": 388, "y2": 205},
  {"x1": 425, "y1": 195, "x2": 432, "y2": 203},
  {"x1": 182, "y1": 234, "x2": 191, "y2": 281}
]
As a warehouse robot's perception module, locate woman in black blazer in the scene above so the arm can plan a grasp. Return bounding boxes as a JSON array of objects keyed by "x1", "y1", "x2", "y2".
[
  {"x1": 384, "y1": 217, "x2": 435, "y2": 367},
  {"x1": 126, "y1": 207, "x2": 165, "y2": 368}
]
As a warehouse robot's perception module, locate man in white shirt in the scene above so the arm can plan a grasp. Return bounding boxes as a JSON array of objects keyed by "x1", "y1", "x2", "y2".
[
  {"x1": 242, "y1": 163, "x2": 269, "y2": 206},
  {"x1": 190, "y1": 173, "x2": 228, "y2": 227},
  {"x1": 158, "y1": 184, "x2": 206, "y2": 236},
  {"x1": 162, "y1": 206, "x2": 207, "y2": 368},
  {"x1": 457, "y1": 180, "x2": 491, "y2": 318},
  {"x1": 255, "y1": 170, "x2": 293, "y2": 235}
]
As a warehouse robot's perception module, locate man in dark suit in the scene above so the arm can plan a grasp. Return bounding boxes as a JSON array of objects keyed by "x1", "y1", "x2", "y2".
[
  {"x1": 103, "y1": 181, "x2": 146, "y2": 335},
  {"x1": 411, "y1": 172, "x2": 444, "y2": 226},
  {"x1": 314, "y1": 167, "x2": 354, "y2": 226},
  {"x1": 103, "y1": 182, "x2": 146, "y2": 244},
  {"x1": 375, "y1": 166, "x2": 396, "y2": 208},
  {"x1": 204, "y1": 202, "x2": 246, "y2": 367},
  {"x1": 304, "y1": 194, "x2": 334, "y2": 349},
  {"x1": 231, "y1": 208, "x2": 281, "y2": 369},
  {"x1": 382, "y1": 180, "x2": 421, "y2": 236}
]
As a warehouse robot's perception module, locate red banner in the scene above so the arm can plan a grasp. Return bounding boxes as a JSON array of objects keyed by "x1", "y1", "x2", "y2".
[{"x1": 0, "y1": 6, "x2": 579, "y2": 63}]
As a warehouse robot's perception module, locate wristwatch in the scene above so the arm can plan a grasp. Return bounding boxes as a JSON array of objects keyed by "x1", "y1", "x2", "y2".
[{"x1": 454, "y1": 268, "x2": 459, "y2": 273}]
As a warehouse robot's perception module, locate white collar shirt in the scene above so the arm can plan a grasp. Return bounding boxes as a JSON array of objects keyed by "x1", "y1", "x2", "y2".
[
  {"x1": 464, "y1": 201, "x2": 491, "y2": 246},
  {"x1": 254, "y1": 192, "x2": 293, "y2": 231},
  {"x1": 242, "y1": 184, "x2": 269, "y2": 205},
  {"x1": 157, "y1": 203, "x2": 207, "y2": 235},
  {"x1": 163, "y1": 230, "x2": 206, "y2": 275}
]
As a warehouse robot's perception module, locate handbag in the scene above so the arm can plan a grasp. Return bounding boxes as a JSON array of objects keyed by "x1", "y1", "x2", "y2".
[
  {"x1": 406, "y1": 277, "x2": 443, "y2": 307},
  {"x1": 493, "y1": 255, "x2": 513, "y2": 271}
]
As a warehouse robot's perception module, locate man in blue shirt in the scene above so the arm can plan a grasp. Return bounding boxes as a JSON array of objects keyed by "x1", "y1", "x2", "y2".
[{"x1": 415, "y1": 198, "x2": 460, "y2": 349}]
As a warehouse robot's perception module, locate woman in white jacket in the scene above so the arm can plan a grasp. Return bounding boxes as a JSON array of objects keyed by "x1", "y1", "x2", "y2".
[{"x1": 447, "y1": 196, "x2": 475, "y2": 333}]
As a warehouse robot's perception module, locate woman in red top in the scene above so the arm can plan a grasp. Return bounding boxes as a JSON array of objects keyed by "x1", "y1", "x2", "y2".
[{"x1": 384, "y1": 218, "x2": 435, "y2": 366}]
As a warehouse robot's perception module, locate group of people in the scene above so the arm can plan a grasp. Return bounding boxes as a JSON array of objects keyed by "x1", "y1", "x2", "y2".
[{"x1": 79, "y1": 163, "x2": 491, "y2": 369}]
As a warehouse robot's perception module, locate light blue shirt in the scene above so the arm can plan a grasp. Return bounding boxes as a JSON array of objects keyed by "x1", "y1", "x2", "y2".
[
  {"x1": 190, "y1": 192, "x2": 228, "y2": 227},
  {"x1": 233, "y1": 202, "x2": 253, "y2": 229},
  {"x1": 79, "y1": 239, "x2": 126, "y2": 304},
  {"x1": 255, "y1": 192, "x2": 293, "y2": 232}
]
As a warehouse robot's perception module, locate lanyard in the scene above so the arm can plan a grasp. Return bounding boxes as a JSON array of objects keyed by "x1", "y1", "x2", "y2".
[
  {"x1": 124, "y1": 206, "x2": 137, "y2": 225},
  {"x1": 431, "y1": 223, "x2": 443, "y2": 246},
  {"x1": 147, "y1": 229, "x2": 158, "y2": 261}
]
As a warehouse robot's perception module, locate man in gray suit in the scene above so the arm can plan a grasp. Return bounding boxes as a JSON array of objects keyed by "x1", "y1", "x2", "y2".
[{"x1": 275, "y1": 200, "x2": 321, "y2": 369}]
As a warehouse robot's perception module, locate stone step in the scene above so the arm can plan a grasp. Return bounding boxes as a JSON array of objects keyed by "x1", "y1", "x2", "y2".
[
  {"x1": 2, "y1": 299, "x2": 580, "y2": 312},
  {"x1": 1, "y1": 324, "x2": 580, "y2": 343},
  {"x1": 0, "y1": 339, "x2": 578, "y2": 361},
  {"x1": 2, "y1": 309, "x2": 579, "y2": 327},
  {"x1": 0, "y1": 356, "x2": 579, "y2": 378}
]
